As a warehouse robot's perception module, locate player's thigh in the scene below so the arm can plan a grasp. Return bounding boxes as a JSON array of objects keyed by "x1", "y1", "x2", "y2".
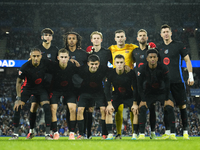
[
  {"x1": 21, "y1": 89, "x2": 32, "y2": 103},
  {"x1": 78, "y1": 93, "x2": 94, "y2": 108},
  {"x1": 50, "y1": 91, "x2": 61, "y2": 105},
  {"x1": 170, "y1": 83, "x2": 187, "y2": 106},
  {"x1": 94, "y1": 93, "x2": 107, "y2": 108}
]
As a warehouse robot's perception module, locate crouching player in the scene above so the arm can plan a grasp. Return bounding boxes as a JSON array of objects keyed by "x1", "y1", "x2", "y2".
[
  {"x1": 76, "y1": 54, "x2": 108, "y2": 140},
  {"x1": 137, "y1": 49, "x2": 176, "y2": 140},
  {"x1": 10, "y1": 48, "x2": 53, "y2": 140},
  {"x1": 104, "y1": 54, "x2": 138, "y2": 140}
]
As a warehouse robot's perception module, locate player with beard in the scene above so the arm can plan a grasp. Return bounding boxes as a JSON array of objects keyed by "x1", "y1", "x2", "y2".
[
  {"x1": 158, "y1": 24, "x2": 194, "y2": 140},
  {"x1": 10, "y1": 48, "x2": 53, "y2": 140},
  {"x1": 85, "y1": 31, "x2": 112, "y2": 139},
  {"x1": 76, "y1": 54, "x2": 109, "y2": 140},
  {"x1": 132, "y1": 29, "x2": 157, "y2": 139},
  {"x1": 137, "y1": 49, "x2": 176, "y2": 140},
  {"x1": 104, "y1": 54, "x2": 137, "y2": 140},
  {"x1": 108, "y1": 30, "x2": 138, "y2": 139},
  {"x1": 62, "y1": 31, "x2": 88, "y2": 139}
]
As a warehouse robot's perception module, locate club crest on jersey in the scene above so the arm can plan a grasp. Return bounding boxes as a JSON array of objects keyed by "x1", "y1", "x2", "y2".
[
  {"x1": 164, "y1": 49, "x2": 168, "y2": 54},
  {"x1": 140, "y1": 55, "x2": 144, "y2": 59},
  {"x1": 18, "y1": 71, "x2": 22, "y2": 75},
  {"x1": 137, "y1": 71, "x2": 141, "y2": 76},
  {"x1": 125, "y1": 50, "x2": 129, "y2": 53},
  {"x1": 47, "y1": 54, "x2": 51, "y2": 58}
]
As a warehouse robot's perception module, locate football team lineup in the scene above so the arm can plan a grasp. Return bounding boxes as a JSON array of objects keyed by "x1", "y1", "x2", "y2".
[{"x1": 6, "y1": 24, "x2": 194, "y2": 141}]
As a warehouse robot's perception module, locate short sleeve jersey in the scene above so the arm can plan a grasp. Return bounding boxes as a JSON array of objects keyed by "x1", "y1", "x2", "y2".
[
  {"x1": 108, "y1": 44, "x2": 138, "y2": 69},
  {"x1": 18, "y1": 59, "x2": 51, "y2": 90},
  {"x1": 157, "y1": 41, "x2": 188, "y2": 83},
  {"x1": 105, "y1": 69, "x2": 136, "y2": 100},
  {"x1": 77, "y1": 65, "x2": 108, "y2": 93},
  {"x1": 50, "y1": 61, "x2": 77, "y2": 92},
  {"x1": 35, "y1": 44, "x2": 59, "y2": 61},
  {"x1": 89, "y1": 47, "x2": 112, "y2": 67}
]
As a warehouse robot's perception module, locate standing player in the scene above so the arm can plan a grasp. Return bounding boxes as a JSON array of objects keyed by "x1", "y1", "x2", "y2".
[
  {"x1": 108, "y1": 30, "x2": 138, "y2": 139},
  {"x1": 27, "y1": 28, "x2": 60, "y2": 140},
  {"x1": 62, "y1": 31, "x2": 88, "y2": 137},
  {"x1": 86, "y1": 31, "x2": 112, "y2": 139},
  {"x1": 10, "y1": 48, "x2": 53, "y2": 140},
  {"x1": 132, "y1": 29, "x2": 157, "y2": 139},
  {"x1": 104, "y1": 54, "x2": 137, "y2": 140},
  {"x1": 158, "y1": 24, "x2": 194, "y2": 140},
  {"x1": 47, "y1": 48, "x2": 78, "y2": 140},
  {"x1": 76, "y1": 54, "x2": 108, "y2": 140},
  {"x1": 137, "y1": 49, "x2": 176, "y2": 140}
]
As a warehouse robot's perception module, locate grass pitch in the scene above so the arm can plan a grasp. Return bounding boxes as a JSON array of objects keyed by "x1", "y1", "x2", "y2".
[{"x1": 0, "y1": 136, "x2": 199, "y2": 150}]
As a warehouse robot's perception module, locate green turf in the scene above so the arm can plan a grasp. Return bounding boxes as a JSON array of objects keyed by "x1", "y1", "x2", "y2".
[{"x1": 0, "y1": 137, "x2": 199, "y2": 150}]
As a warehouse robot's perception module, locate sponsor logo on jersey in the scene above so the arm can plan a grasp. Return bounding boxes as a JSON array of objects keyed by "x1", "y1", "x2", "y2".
[
  {"x1": 138, "y1": 63, "x2": 144, "y2": 68},
  {"x1": 35, "y1": 78, "x2": 42, "y2": 84},
  {"x1": 140, "y1": 55, "x2": 144, "y2": 59},
  {"x1": 89, "y1": 82, "x2": 98, "y2": 88},
  {"x1": 47, "y1": 54, "x2": 51, "y2": 58},
  {"x1": 163, "y1": 57, "x2": 170, "y2": 65},
  {"x1": 164, "y1": 49, "x2": 168, "y2": 54},
  {"x1": 60, "y1": 81, "x2": 68, "y2": 86},
  {"x1": 18, "y1": 71, "x2": 22, "y2": 75},
  {"x1": 118, "y1": 87, "x2": 126, "y2": 93}
]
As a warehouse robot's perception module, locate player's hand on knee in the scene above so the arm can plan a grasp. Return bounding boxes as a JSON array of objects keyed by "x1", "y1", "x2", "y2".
[
  {"x1": 131, "y1": 104, "x2": 139, "y2": 115},
  {"x1": 14, "y1": 100, "x2": 23, "y2": 111},
  {"x1": 106, "y1": 105, "x2": 114, "y2": 115}
]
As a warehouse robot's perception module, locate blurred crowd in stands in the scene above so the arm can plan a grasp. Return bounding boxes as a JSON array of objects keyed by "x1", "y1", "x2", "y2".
[{"x1": 0, "y1": 3, "x2": 200, "y2": 137}]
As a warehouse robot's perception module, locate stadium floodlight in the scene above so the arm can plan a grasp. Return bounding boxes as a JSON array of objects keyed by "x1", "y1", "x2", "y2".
[{"x1": 6, "y1": 32, "x2": 9, "y2": 34}]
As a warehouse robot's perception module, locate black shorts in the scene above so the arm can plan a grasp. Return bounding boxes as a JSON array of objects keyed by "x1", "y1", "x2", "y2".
[
  {"x1": 21, "y1": 88, "x2": 49, "y2": 103},
  {"x1": 78, "y1": 92, "x2": 106, "y2": 108},
  {"x1": 170, "y1": 83, "x2": 187, "y2": 106},
  {"x1": 51, "y1": 91, "x2": 76, "y2": 105},
  {"x1": 112, "y1": 95, "x2": 134, "y2": 112},
  {"x1": 144, "y1": 93, "x2": 173, "y2": 108}
]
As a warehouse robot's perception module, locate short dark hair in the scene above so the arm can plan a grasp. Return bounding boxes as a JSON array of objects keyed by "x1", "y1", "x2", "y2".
[
  {"x1": 63, "y1": 31, "x2": 82, "y2": 50},
  {"x1": 41, "y1": 28, "x2": 54, "y2": 35},
  {"x1": 161, "y1": 24, "x2": 171, "y2": 32},
  {"x1": 146, "y1": 49, "x2": 158, "y2": 57},
  {"x1": 115, "y1": 30, "x2": 125, "y2": 35},
  {"x1": 114, "y1": 54, "x2": 125, "y2": 60},
  {"x1": 88, "y1": 54, "x2": 100, "y2": 62},
  {"x1": 30, "y1": 48, "x2": 41, "y2": 55},
  {"x1": 58, "y1": 48, "x2": 69, "y2": 55}
]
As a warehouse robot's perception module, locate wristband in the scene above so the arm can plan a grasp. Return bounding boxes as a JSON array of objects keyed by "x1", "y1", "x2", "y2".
[
  {"x1": 16, "y1": 96, "x2": 21, "y2": 100},
  {"x1": 189, "y1": 72, "x2": 194, "y2": 82}
]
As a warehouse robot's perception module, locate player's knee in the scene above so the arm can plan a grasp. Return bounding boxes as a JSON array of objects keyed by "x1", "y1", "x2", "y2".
[
  {"x1": 30, "y1": 103, "x2": 38, "y2": 112},
  {"x1": 179, "y1": 104, "x2": 186, "y2": 109},
  {"x1": 100, "y1": 107, "x2": 106, "y2": 114},
  {"x1": 51, "y1": 105, "x2": 57, "y2": 115},
  {"x1": 77, "y1": 107, "x2": 84, "y2": 115},
  {"x1": 69, "y1": 107, "x2": 76, "y2": 114}
]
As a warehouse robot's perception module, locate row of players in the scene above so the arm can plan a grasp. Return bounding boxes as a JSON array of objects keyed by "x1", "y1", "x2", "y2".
[{"x1": 10, "y1": 24, "x2": 194, "y2": 140}]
